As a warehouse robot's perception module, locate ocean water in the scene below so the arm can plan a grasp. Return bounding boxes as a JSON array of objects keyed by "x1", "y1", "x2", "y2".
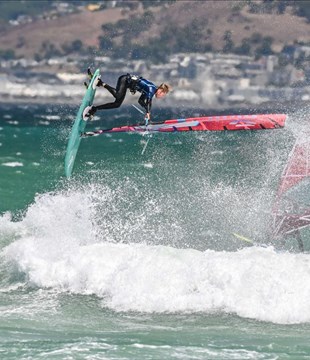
[{"x1": 1, "y1": 103, "x2": 310, "y2": 359}]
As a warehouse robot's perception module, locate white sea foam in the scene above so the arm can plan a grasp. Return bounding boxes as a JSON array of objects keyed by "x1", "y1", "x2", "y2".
[
  {"x1": 143, "y1": 163, "x2": 153, "y2": 169},
  {"x1": 43, "y1": 115, "x2": 60, "y2": 121},
  {"x1": 38, "y1": 120, "x2": 51, "y2": 126},
  {"x1": 2, "y1": 162, "x2": 24, "y2": 167},
  {"x1": 1, "y1": 188, "x2": 310, "y2": 324}
]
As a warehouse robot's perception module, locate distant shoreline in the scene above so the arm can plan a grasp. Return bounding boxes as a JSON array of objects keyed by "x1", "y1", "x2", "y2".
[{"x1": 1, "y1": 97, "x2": 307, "y2": 115}]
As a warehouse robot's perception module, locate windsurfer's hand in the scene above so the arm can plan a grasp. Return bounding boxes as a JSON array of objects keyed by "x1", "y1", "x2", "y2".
[{"x1": 144, "y1": 113, "x2": 150, "y2": 126}]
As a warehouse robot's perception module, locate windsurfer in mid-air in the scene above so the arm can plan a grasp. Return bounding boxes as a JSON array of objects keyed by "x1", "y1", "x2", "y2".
[{"x1": 84, "y1": 69, "x2": 171, "y2": 123}]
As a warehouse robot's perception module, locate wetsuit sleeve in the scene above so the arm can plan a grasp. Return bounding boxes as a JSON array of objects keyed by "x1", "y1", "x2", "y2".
[{"x1": 138, "y1": 94, "x2": 152, "y2": 113}]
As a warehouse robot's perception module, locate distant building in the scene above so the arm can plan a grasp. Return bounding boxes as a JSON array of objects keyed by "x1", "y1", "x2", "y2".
[{"x1": 86, "y1": 4, "x2": 102, "y2": 12}]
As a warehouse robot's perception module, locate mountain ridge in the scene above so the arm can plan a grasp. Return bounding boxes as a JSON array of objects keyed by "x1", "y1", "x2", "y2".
[{"x1": 0, "y1": 1, "x2": 309, "y2": 61}]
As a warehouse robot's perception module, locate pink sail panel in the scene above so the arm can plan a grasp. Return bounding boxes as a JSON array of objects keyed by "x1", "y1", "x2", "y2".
[
  {"x1": 163, "y1": 113, "x2": 286, "y2": 131},
  {"x1": 275, "y1": 139, "x2": 310, "y2": 198},
  {"x1": 103, "y1": 114, "x2": 287, "y2": 133},
  {"x1": 272, "y1": 137, "x2": 310, "y2": 238}
]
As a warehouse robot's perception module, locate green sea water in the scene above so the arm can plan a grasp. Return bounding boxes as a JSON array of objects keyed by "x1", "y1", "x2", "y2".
[{"x1": 1, "y1": 103, "x2": 310, "y2": 359}]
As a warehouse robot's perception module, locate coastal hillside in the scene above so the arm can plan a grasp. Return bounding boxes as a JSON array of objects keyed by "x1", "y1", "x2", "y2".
[
  {"x1": 0, "y1": 0, "x2": 309, "y2": 62},
  {"x1": 0, "y1": 6, "x2": 127, "y2": 58}
]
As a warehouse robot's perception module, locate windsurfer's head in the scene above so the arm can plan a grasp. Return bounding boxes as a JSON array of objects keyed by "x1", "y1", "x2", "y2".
[{"x1": 155, "y1": 83, "x2": 172, "y2": 98}]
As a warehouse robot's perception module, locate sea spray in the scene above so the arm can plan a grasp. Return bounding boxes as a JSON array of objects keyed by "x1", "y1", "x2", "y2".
[
  {"x1": 2, "y1": 187, "x2": 310, "y2": 324},
  {"x1": 4, "y1": 231, "x2": 310, "y2": 324}
]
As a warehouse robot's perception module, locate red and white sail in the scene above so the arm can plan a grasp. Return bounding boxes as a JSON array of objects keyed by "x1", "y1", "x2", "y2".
[
  {"x1": 84, "y1": 114, "x2": 286, "y2": 136},
  {"x1": 272, "y1": 136, "x2": 310, "y2": 238}
]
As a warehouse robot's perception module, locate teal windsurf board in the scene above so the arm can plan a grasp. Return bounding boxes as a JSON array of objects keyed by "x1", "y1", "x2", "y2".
[{"x1": 64, "y1": 68, "x2": 100, "y2": 178}]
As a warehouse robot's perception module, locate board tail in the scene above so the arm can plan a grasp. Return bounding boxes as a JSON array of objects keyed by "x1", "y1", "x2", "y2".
[{"x1": 64, "y1": 69, "x2": 101, "y2": 178}]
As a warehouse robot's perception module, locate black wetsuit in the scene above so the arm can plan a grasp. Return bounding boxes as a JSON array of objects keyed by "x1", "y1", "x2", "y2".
[{"x1": 95, "y1": 74, "x2": 158, "y2": 113}]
